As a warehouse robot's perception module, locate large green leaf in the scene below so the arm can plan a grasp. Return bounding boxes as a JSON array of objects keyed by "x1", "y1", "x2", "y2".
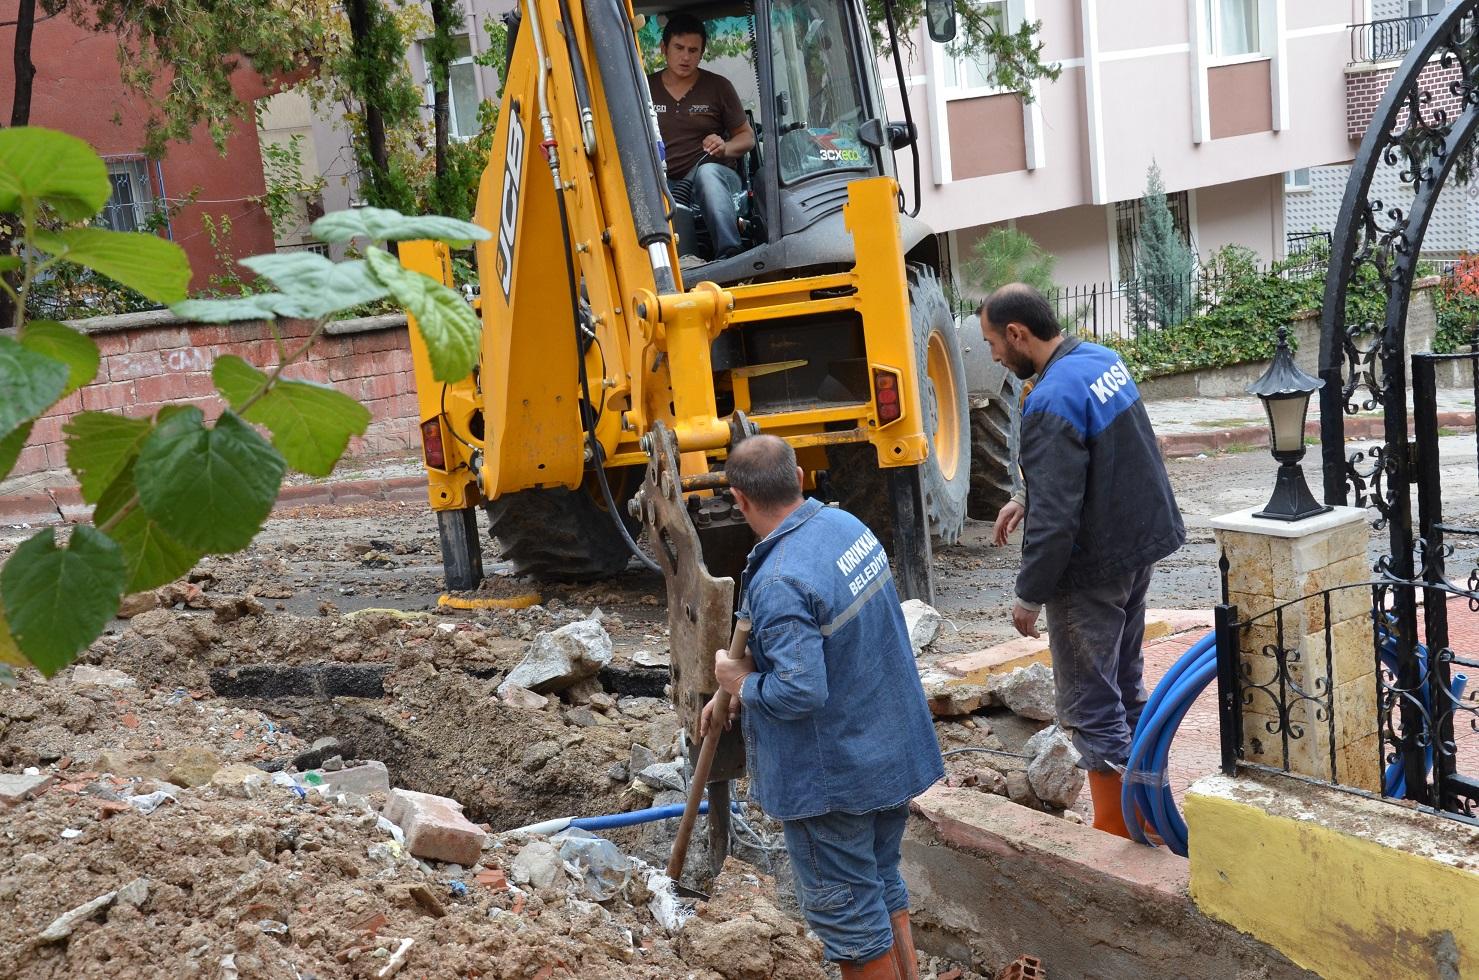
[
  {"x1": 134, "y1": 408, "x2": 286, "y2": 553},
  {"x1": 365, "y1": 247, "x2": 479, "y2": 382},
  {"x1": 0, "y1": 420, "x2": 33, "y2": 483},
  {"x1": 63, "y1": 411, "x2": 152, "y2": 504},
  {"x1": 238, "y1": 254, "x2": 389, "y2": 319},
  {"x1": 171, "y1": 293, "x2": 290, "y2": 324},
  {"x1": 33, "y1": 227, "x2": 190, "y2": 304},
  {"x1": 0, "y1": 127, "x2": 109, "y2": 221},
  {"x1": 213, "y1": 355, "x2": 371, "y2": 477},
  {"x1": 312, "y1": 207, "x2": 490, "y2": 246},
  {"x1": 20, "y1": 320, "x2": 99, "y2": 394},
  {"x1": 95, "y1": 463, "x2": 202, "y2": 592},
  {"x1": 0, "y1": 526, "x2": 125, "y2": 676},
  {"x1": 0, "y1": 336, "x2": 67, "y2": 439}
]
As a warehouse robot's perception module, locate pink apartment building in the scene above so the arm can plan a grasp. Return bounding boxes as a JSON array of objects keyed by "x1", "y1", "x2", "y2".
[{"x1": 883, "y1": 0, "x2": 1368, "y2": 293}]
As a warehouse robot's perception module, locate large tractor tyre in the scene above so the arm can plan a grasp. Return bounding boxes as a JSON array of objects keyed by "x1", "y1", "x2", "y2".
[
  {"x1": 484, "y1": 468, "x2": 643, "y2": 581},
  {"x1": 827, "y1": 264, "x2": 971, "y2": 545},
  {"x1": 967, "y1": 376, "x2": 1020, "y2": 520}
]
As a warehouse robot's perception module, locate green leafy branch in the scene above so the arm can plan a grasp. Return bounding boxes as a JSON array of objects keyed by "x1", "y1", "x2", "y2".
[{"x1": 0, "y1": 128, "x2": 489, "y2": 680}]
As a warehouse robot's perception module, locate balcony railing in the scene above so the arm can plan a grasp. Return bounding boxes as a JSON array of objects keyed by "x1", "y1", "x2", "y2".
[{"x1": 1350, "y1": 13, "x2": 1437, "y2": 65}]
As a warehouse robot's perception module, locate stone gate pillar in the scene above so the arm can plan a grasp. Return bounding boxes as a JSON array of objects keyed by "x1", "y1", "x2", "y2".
[{"x1": 1211, "y1": 507, "x2": 1381, "y2": 792}]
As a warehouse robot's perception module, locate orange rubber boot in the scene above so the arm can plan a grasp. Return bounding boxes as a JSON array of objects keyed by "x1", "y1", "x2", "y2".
[
  {"x1": 1087, "y1": 769, "x2": 1133, "y2": 839},
  {"x1": 840, "y1": 949, "x2": 903, "y2": 980},
  {"x1": 890, "y1": 910, "x2": 919, "y2": 980}
]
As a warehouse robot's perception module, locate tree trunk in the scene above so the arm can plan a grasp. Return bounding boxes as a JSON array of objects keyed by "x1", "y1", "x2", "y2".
[
  {"x1": 344, "y1": 0, "x2": 391, "y2": 201},
  {"x1": 430, "y1": 0, "x2": 455, "y2": 187},
  {"x1": 10, "y1": 0, "x2": 36, "y2": 127}
]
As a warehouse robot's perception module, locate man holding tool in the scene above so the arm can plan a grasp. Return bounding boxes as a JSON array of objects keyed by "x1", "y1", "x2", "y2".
[
  {"x1": 978, "y1": 283, "x2": 1185, "y2": 838},
  {"x1": 647, "y1": 12, "x2": 754, "y2": 260},
  {"x1": 698, "y1": 435, "x2": 943, "y2": 980}
]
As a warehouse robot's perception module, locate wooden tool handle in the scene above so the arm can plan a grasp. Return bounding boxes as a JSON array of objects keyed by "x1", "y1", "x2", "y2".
[{"x1": 666, "y1": 617, "x2": 751, "y2": 881}]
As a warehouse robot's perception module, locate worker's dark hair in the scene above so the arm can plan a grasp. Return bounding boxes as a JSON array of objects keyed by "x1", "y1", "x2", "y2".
[
  {"x1": 725, "y1": 435, "x2": 801, "y2": 509},
  {"x1": 982, "y1": 284, "x2": 1061, "y2": 342},
  {"x1": 662, "y1": 12, "x2": 707, "y2": 51}
]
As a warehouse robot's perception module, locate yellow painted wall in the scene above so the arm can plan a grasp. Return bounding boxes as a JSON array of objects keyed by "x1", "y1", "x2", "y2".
[{"x1": 1187, "y1": 783, "x2": 1478, "y2": 980}]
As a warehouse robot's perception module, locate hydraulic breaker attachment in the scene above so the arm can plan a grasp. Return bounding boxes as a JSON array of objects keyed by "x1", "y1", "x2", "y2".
[{"x1": 635, "y1": 420, "x2": 755, "y2": 874}]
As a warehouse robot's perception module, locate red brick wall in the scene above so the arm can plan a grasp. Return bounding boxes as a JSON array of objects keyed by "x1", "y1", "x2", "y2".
[
  {"x1": 9, "y1": 313, "x2": 420, "y2": 485},
  {"x1": 1347, "y1": 62, "x2": 1465, "y2": 141}
]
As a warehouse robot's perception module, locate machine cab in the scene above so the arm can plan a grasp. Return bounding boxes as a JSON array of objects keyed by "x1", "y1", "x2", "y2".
[{"x1": 635, "y1": 0, "x2": 911, "y2": 280}]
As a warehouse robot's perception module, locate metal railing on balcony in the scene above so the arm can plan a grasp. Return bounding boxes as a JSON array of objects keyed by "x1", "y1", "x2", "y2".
[{"x1": 1350, "y1": 13, "x2": 1437, "y2": 64}]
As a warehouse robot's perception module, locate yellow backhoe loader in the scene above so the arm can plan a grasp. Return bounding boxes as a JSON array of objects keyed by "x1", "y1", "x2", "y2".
[{"x1": 400, "y1": 0, "x2": 1016, "y2": 867}]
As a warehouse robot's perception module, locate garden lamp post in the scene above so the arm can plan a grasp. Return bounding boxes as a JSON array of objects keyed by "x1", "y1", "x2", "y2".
[{"x1": 1248, "y1": 326, "x2": 1331, "y2": 522}]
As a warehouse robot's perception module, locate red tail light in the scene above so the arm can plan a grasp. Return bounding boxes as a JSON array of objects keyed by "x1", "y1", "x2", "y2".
[
  {"x1": 421, "y1": 418, "x2": 447, "y2": 470},
  {"x1": 873, "y1": 369, "x2": 901, "y2": 424}
]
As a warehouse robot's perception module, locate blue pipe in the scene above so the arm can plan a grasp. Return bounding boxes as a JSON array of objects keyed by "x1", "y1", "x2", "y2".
[{"x1": 570, "y1": 800, "x2": 741, "y2": 831}]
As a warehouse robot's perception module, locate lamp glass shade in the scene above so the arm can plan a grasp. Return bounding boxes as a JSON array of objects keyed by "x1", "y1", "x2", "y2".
[{"x1": 1265, "y1": 392, "x2": 1309, "y2": 454}]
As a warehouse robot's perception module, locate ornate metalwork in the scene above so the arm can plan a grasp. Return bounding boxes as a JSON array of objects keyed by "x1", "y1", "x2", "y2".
[{"x1": 1314, "y1": 2, "x2": 1479, "y2": 824}]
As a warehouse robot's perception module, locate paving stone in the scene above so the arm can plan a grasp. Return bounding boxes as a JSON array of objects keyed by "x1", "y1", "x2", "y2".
[
  {"x1": 383, "y1": 789, "x2": 486, "y2": 866},
  {"x1": 0, "y1": 772, "x2": 54, "y2": 805},
  {"x1": 942, "y1": 637, "x2": 1053, "y2": 685}
]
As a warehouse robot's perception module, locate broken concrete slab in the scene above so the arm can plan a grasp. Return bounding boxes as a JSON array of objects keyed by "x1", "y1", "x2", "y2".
[
  {"x1": 940, "y1": 637, "x2": 1053, "y2": 685},
  {"x1": 37, "y1": 890, "x2": 116, "y2": 942},
  {"x1": 0, "y1": 772, "x2": 54, "y2": 806},
  {"x1": 1024, "y1": 726, "x2": 1084, "y2": 809},
  {"x1": 92, "y1": 747, "x2": 221, "y2": 788},
  {"x1": 499, "y1": 619, "x2": 613, "y2": 695},
  {"x1": 924, "y1": 681, "x2": 987, "y2": 718},
  {"x1": 901, "y1": 599, "x2": 943, "y2": 653},
  {"x1": 209, "y1": 663, "x2": 389, "y2": 699},
  {"x1": 990, "y1": 663, "x2": 1056, "y2": 721},
  {"x1": 383, "y1": 789, "x2": 486, "y2": 866},
  {"x1": 302, "y1": 761, "x2": 391, "y2": 797},
  {"x1": 69, "y1": 665, "x2": 137, "y2": 688}
]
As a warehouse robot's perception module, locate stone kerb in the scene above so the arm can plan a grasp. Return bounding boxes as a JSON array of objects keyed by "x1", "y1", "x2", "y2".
[{"x1": 1211, "y1": 507, "x2": 1381, "y2": 792}]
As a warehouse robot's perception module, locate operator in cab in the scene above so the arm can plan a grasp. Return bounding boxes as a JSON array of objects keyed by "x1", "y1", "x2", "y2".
[{"x1": 648, "y1": 12, "x2": 755, "y2": 260}]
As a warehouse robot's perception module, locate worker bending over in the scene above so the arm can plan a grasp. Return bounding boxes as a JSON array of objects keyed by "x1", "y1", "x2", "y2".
[
  {"x1": 700, "y1": 435, "x2": 943, "y2": 979},
  {"x1": 648, "y1": 12, "x2": 754, "y2": 260},
  {"x1": 978, "y1": 284, "x2": 1185, "y2": 838}
]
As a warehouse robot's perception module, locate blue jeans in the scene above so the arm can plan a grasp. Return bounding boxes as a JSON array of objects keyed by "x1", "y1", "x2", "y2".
[
  {"x1": 1044, "y1": 564, "x2": 1154, "y2": 771},
  {"x1": 780, "y1": 804, "x2": 909, "y2": 963},
  {"x1": 680, "y1": 161, "x2": 742, "y2": 258}
]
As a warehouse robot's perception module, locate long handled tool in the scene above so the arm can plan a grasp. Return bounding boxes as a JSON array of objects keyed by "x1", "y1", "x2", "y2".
[{"x1": 666, "y1": 616, "x2": 752, "y2": 882}]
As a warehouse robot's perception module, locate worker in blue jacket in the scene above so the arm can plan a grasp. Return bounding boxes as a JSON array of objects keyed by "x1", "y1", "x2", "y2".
[
  {"x1": 978, "y1": 283, "x2": 1185, "y2": 838},
  {"x1": 699, "y1": 434, "x2": 944, "y2": 980}
]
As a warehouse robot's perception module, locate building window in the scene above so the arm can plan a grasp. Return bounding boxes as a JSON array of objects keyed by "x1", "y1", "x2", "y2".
[
  {"x1": 1204, "y1": 0, "x2": 1260, "y2": 58},
  {"x1": 1409, "y1": 0, "x2": 1445, "y2": 17},
  {"x1": 942, "y1": 0, "x2": 1009, "y2": 95},
  {"x1": 1285, "y1": 168, "x2": 1312, "y2": 193},
  {"x1": 1114, "y1": 192, "x2": 1193, "y2": 281},
  {"x1": 100, "y1": 159, "x2": 155, "y2": 233},
  {"x1": 423, "y1": 34, "x2": 481, "y2": 140}
]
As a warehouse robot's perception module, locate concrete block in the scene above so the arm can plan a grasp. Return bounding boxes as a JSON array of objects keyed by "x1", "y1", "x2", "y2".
[
  {"x1": 0, "y1": 772, "x2": 54, "y2": 805},
  {"x1": 384, "y1": 789, "x2": 486, "y2": 866}
]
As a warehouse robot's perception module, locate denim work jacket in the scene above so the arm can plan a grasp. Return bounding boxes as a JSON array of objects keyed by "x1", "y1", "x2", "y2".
[{"x1": 737, "y1": 498, "x2": 945, "y2": 822}]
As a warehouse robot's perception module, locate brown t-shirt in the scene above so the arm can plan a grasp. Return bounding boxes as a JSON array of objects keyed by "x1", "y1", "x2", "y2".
[{"x1": 647, "y1": 68, "x2": 747, "y2": 180}]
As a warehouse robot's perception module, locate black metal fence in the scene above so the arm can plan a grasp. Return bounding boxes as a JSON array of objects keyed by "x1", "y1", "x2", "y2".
[
  {"x1": 1286, "y1": 231, "x2": 1332, "y2": 258},
  {"x1": 995, "y1": 258, "x2": 1326, "y2": 342},
  {"x1": 1349, "y1": 13, "x2": 1437, "y2": 64}
]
